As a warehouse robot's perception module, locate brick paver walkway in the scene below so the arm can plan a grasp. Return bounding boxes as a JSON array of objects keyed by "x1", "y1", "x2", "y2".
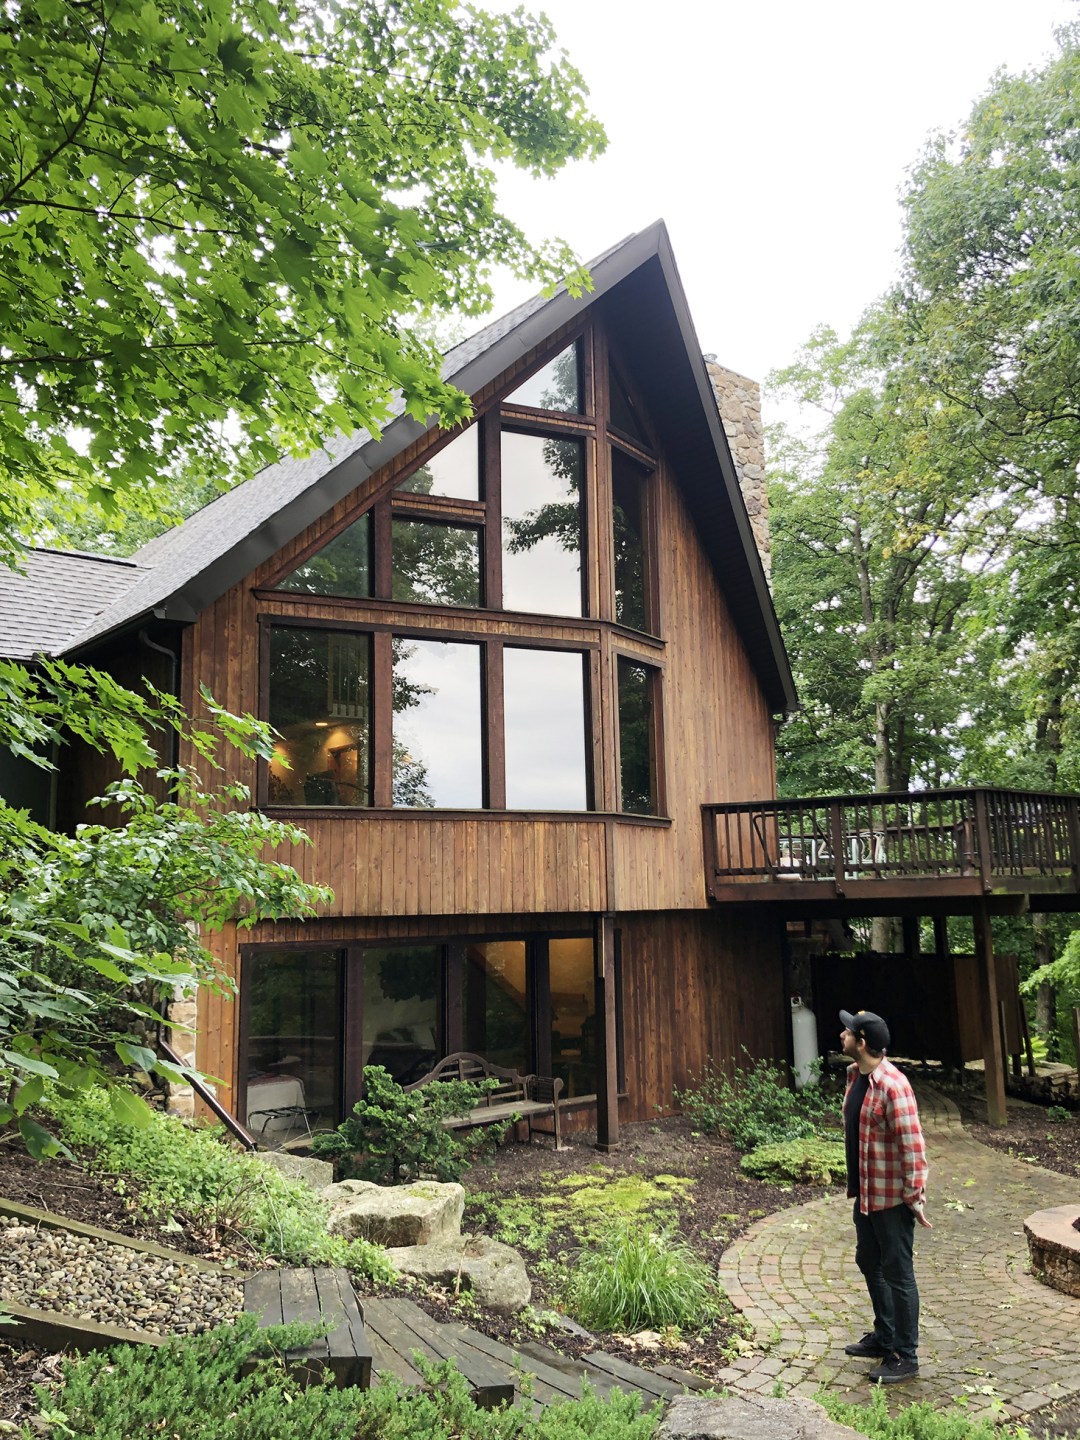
[{"x1": 717, "y1": 1084, "x2": 1080, "y2": 1423}]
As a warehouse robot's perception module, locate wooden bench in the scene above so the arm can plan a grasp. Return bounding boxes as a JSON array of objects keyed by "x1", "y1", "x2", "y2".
[
  {"x1": 242, "y1": 1266, "x2": 372, "y2": 1388},
  {"x1": 405, "y1": 1051, "x2": 565, "y2": 1149}
]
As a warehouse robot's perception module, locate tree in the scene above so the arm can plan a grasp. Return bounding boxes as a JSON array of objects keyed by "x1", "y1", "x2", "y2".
[
  {"x1": 1, "y1": 0, "x2": 606, "y2": 556},
  {"x1": 0, "y1": 0, "x2": 606, "y2": 1147},
  {"x1": 768, "y1": 318, "x2": 992, "y2": 796},
  {"x1": 897, "y1": 24, "x2": 1080, "y2": 552}
]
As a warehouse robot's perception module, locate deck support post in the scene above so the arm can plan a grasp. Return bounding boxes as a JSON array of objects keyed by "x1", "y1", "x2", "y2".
[
  {"x1": 973, "y1": 902, "x2": 1007, "y2": 1126},
  {"x1": 594, "y1": 913, "x2": 620, "y2": 1153}
]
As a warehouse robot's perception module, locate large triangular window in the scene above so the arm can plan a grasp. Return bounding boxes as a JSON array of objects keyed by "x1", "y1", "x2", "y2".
[{"x1": 277, "y1": 513, "x2": 373, "y2": 600}]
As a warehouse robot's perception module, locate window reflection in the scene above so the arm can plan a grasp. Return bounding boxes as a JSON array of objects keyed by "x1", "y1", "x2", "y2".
[
  {"x1": 392, "y1": 638, "x2": 482, "y2": 808},
  {"x1": 617, "y1": 657, "x2": 658, "y2": 815},
  {"x1": 396, "y1": 426, "x2": 479, "y2": 500},
  {"x1": 612, "y1": 451, "x2": 650, "y2": 632},
  {"x1": 268, "y1": 627, "x2": 371, "y2": 806},
  {"x1": 463, "y1": 941, "x2": 529, "y2": 1072},
  {"x1": 392, "y1": 519, "x2": 481, "y2": 607},
  {"x1": 550, "y1": 937, "x2": 596, "y2": 1098},
  {"x1": 501, "y1": 432, "x2": 583, "y2": 616},
  {"x1": 363, "y1": 946, "x2": 440, "y2": 1086},
  {"x1": 503, "y1": 342, "x2": 582, "y2": 413},
  {"x1": 244, "y1": 948, "x2": 343, "y2": 1134},
  {"x1": 609, "y1": 363, "x2": 647, "y2": 443},
  {"x1": 504, "y1": 648, "x2": 588, "y2": 810},
  {"x1": 276, "y1": 514, "x2": 372, "y2": 599}
]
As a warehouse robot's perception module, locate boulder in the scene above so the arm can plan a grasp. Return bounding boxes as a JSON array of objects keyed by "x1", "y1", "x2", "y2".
[
  {"x1": 321, "y1": 1179, "x2": 464, "y2": 1247},
  {"x1": 259, "y1": 1150, "x2": 335, "y2": 1191},
  {"x1": 384, "y1": 1236, "x2": 531, "y2": 1315},
  {"x1": 660, "y1": 1394, "x2": 864, "y2": 1440}
]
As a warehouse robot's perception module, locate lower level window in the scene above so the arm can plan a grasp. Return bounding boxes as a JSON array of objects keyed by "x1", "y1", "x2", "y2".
[{"x1": 238, "y1": 931, "x2": 612, "y2": 1128}]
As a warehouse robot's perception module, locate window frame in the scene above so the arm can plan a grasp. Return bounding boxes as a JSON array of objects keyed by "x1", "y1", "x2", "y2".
[
  {"x1": 614, "y1": 650, "x2": 667, "y2": 818},
  {"x1": 237, "y1": 927, "x2": 616, "y2": 1122}
]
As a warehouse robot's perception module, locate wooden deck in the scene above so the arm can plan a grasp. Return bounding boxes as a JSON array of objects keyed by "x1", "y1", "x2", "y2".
[
  {"x1": 703, "y1": 787, "x2": 1080, "y2": 915},
  {"x1": 362, "y1": 1296, "x2": 697, "y2": 1411}
]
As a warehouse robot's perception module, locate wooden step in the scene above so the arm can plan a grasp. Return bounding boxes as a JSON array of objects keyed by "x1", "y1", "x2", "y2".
[
  {"x1": 364, "y1": 1298, "x2": 515, "y2": 1409},
  {"x1": 441, "y1": 1324, "x2": 595, "y2": 1406},
  {"x1": 581, "y1": 1350, "x2": 683, "y2": 1400}
]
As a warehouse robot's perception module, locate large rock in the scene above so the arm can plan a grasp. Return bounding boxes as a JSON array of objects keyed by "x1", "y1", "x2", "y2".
[
  {"x1": 259, "y1": 1150, "x2": 335, "y2": 1191},
  {"x1": 384, "y1": 1236, "x2": 531, "y2": 1315},
  {"x1": 321, "y1": 1179, "x2": 464, "y2": 1247},
  {"x1": 660, "y1": 1394, "x2": 864, "y2": 1440}
]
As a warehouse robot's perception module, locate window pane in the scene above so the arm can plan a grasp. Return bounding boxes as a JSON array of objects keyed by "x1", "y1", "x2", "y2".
[
  {"x1": 609, "y1": 363, "x2": 647, "y2": 443},
  {"x1": 397, "y1": 426, "x2": 479, "y2": 499},
  {"x1": 244, "y1": 948, "x2": 343, "y2": 1134},
  {"x1": 501, "y1": 432, "x2": 583, "y2": 616},
  {"x1": 393, "y1": 638, "x2": 482, "y2": 807},
  {"x1": 392, "y1": 519, "x2": 481, "y2": 607},
  {"x1": 612, "y1": 451, "x2": 650, "y2": 631},
  {"x1": 550, "y1": 937, "x2": 596, "y2": 1098},
  {"x1": 269, "y1": 627, "x2": 371, "y2": 807},
  {"x1": 617, "y1": 658, "x2": 658, "y2": 815},
  {"x1": 504, "y1": 649, "x2": 588, "y2": 810},
  {"x1": 363, "y1": 945, "x2": 440, "y2": 1086},
  {"x1": 462, "y1": 941, "x2": 529, "y2": 1072},
  {"x1": 277, "y1": 514, "x2": 371, "y2": 598},
  {"x1": 503, "y1": 342, "x2": 582, "y2": 413}
]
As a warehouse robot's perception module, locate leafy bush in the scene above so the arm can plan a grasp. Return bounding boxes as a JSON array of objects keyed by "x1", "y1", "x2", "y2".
[
  {"x1": 49, "y1": 1087, "x2": 394, "y2": 1283},
  {"x1": 740, "y1": 1137, "x2": 848, "y2": 1185},
  {"x1": 312, "y1": 1065, "x2": 508, "y2": 1185},
  {"x1": 675, "y1": 1054, "x2": 832, "y2": 1153},
  {"x1": 32, "y1": 1317, "x2": 661, "y2": 1439},
  {"x1": 820, "y1": 1385, "x2": 1030, "y2": 1438},
  {"x1": 567, "y1": 1223, "x2": 719, "y2": 1333}
]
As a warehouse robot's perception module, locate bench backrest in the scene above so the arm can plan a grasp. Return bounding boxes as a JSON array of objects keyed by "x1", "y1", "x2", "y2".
[{"x1": 404, "y1": 1050, "x2": 527, "y2": 1104}]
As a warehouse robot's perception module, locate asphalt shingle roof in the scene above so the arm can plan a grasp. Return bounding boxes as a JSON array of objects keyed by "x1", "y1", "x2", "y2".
[{"x1": 0, "y1": 550, "x2": 147, "y2": 661}]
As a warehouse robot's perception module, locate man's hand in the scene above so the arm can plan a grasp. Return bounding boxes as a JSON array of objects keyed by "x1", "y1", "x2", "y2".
[{"x1": 911, "y1": 1200, "x2": 932, "y2": 1229}]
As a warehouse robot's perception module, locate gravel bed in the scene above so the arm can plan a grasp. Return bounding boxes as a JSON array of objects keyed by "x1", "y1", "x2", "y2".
[{"x1": 0, "y1": 1216, "x2": 244, "y2": 1336}]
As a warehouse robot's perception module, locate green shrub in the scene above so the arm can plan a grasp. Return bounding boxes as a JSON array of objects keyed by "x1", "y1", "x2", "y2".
[
  {"x1": 567, "y1": 1223, "x2": 719, "y2": 1333},
  {"x1": 49, "y1": 1088, "x2": 394, "y2": 1284},
  {"x1": 740, "y1": 1137, "x2": 848, "y2": 1185},
  {"x1": 312, "y1": 1065, "x2": 507, "y2": 1185},
  {"x1": 820, "y1": 1385, "x2": 1031, "y2": 1438},
  {"x1": 30, "y1": 1318, "x2": 662, "y2": 1439},
  {"x1": 674, "y1": 1054, "x2": 832, "y2": 1153}
]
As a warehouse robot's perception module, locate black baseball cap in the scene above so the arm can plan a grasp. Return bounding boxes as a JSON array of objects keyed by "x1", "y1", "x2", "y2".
[{"x1": 840, "y1": 1009, "x2": 890, "y2": 1050}]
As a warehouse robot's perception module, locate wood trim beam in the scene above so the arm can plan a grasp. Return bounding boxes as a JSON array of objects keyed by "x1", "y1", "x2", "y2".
[
  {"x1": 594, "y1": 912, "x2": 620, "y2": 1152},
  {"x1": 973, "y1": 901, "x2": 1007, "y2": 1126}
]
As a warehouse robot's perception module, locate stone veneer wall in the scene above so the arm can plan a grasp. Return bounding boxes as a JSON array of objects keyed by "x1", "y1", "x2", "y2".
[{"x1": 704, "y1": 359, "x2": 770, "y2": 579}]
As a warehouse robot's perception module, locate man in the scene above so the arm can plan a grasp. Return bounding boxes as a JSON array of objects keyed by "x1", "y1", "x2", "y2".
[{"x1": 839, "y1": 1008, "x2": 931, "y2": 1384}]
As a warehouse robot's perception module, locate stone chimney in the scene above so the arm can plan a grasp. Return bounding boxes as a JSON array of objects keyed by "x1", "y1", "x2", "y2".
[{"x1": 704, "y1": 358, "x2": 771, "y2": 580}]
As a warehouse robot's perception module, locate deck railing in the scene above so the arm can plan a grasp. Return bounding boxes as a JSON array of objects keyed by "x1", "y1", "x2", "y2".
[{"x1": 702, "y1": 788, "x2": 1080, "y2": 896}]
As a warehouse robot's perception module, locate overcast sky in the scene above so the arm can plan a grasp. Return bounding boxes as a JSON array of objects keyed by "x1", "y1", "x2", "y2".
[{"x1": 485, "y1": 0, "x2": 1076, "y2": 400}]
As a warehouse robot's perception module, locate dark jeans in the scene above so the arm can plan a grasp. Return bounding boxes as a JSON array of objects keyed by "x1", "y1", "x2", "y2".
[{"x1": 853, "y1": 1201, "x2": 919, "y2": 1362}]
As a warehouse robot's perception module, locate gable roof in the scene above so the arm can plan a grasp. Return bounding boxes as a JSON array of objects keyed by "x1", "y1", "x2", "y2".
[
  {"x1": 19, "y1": 223, "x2": 796, "y2": 711},
  {"x1": 0, "y1": 549, "x2": 148, "y2": 661}
]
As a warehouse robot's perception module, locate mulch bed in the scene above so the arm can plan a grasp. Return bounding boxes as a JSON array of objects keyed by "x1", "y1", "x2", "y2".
[
  {"x1": 402, "y1": 1113, "x2": 833, "y2": 1380},
  {"x1": 936, "y1": 1079, "x2": 1080, "y2": 1178}
]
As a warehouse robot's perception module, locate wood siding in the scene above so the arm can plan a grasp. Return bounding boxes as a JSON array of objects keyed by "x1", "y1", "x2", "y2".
[
  {"x1": 179, "y1": 314, "x2": 776, "y2": 922},
  {"x1": 198, "y1": 905, "x2": 786, "y2": 1122}
]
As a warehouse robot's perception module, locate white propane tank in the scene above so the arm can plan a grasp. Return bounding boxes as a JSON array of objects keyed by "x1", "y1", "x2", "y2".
[{"x1": 791, "y1": 994, "x2": 819, "y2": 1090}]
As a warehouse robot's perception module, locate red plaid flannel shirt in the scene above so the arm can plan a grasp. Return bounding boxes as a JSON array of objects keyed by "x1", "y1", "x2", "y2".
[{"x1": 844, "y1": 1058, "x2": 928, "y2": 1214}]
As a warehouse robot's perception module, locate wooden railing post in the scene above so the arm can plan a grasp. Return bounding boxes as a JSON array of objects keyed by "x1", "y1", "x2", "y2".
[
  {"x1": 701, "y1": 806, "x2": 718, "y2": 899},
  {"x1": 972, "y1": 790, "x2": 993, "y2": 891},
  {"x1": 1066, "y1": 796, "x2": 1080, "y2": 893},
  {"x1": 829, "y1": 801, "x2": 845, "y2": 888}
]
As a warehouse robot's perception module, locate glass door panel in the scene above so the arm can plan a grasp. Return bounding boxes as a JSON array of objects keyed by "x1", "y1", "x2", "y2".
[
  {"x1": 549, "y1": 937, "x2": 596, "y2": 1097},
  {"x1": 243, "y1": 947, "x2": 344, "y2": 1135},
  {"x1": 362, "y1": 945, "x2": 440, "y2": 1086}
]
